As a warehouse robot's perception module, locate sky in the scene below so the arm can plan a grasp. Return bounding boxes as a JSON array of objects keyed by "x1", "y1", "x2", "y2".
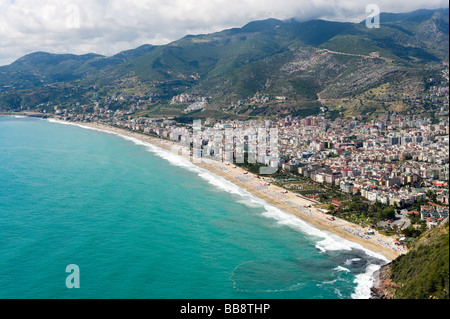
[{"x1": 0, "y1": 0, "x2": 448, "y2": 66}]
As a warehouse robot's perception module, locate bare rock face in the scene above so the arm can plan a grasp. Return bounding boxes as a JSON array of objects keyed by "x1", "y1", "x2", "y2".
[{"x1": 370, "y1": 264, "x2": 398, "y2": 299}]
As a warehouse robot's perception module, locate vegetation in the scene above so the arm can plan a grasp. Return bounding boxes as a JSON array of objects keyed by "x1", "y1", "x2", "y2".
[
  {"x1": 235, "y1": 154, "x2": 420, "y2": 229},
  {"x1": 389, "y1": 221, "x2": 449, "y2": 299},
  {"x1": 1, "y1": 8, "x2": 448, "y2": 120},
  {"x1": 329, "y1": 198, "x2": 398, "y2": 229}
]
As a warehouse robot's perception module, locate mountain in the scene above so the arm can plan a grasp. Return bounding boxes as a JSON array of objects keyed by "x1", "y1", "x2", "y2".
[
  {"x1": 0, "y1": 8, "x2": 448, "y2": 120},
  {"x1": 0, "y1": 52, "x2": 103, "y2": 89},
  {"x1": 0, "y1": 45, "x2": 154, "y2": 90}
]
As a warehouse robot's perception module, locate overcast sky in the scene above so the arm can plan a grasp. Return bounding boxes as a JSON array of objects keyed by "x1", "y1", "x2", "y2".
[{"x1": 0, "y1": 0, "x2": 448, "y2": 66}]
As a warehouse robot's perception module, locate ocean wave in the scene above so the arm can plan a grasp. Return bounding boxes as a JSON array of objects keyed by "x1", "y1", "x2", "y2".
[
  {"x1": 334, "y1": 266, "x2": 350, "y2": 272},
  {"x1": 122, "y1": 133, "x2": 389, "y2": 301},
  {"x1": 351, "y1": 264, "x2": 381, "y2": 299},
  {"x1": 52, "y1": 120, "x2": 389, "y2": 259},
  {"x1": 48, "y1": 120, "x2": 388, "y2": 299},
  {"x1": 143, "y1": 142, "x2": 246, "y2": 197},
  {"x1": 344, "y1": 258, "x2": 362, "y2": 266},
  {"x1": 318, "y1": 279, "x2": 338, "y2": 286},
  {"x1": 46, "y1": 119, "x2": 117, "y2": 135},
  {"x1": 137, "y1": 136, "x2": 364, "y2": 256},
  {"x1": 316, "y1": 232, "x2": 388, "y2": 262}
]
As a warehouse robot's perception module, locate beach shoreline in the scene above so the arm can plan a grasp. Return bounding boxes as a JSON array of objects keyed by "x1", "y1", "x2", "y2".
[{"x1": 51, "y1": 119, "x2": 407, "y2": 262}]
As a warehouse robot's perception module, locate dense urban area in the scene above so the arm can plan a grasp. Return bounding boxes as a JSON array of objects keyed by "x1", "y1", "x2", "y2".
[
  {"x1": 10, "y1": 85, "x2": 447, "y2": 243},
  {"x1": 0, "y1": 7, "x2": 448, "y2": 299}
]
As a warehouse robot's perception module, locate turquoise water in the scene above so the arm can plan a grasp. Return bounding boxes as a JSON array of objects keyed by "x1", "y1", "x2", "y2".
[{"x1": 0, "y1": 116, "x2": 386, "y2": 299}]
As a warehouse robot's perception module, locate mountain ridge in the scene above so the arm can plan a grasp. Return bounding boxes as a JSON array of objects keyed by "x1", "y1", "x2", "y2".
[{"x1": 0, "y1": 7, "x2": 448, "y2": 120}]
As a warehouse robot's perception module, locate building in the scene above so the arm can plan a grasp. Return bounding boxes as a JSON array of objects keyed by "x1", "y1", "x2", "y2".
[
  {"x1": 340, "y1": 181, "x2": 354, "y2": 193},
  {"x1": 326, "y1": 172, "x2": 341, "y2": 184},
  {"x1": 386, "y1": 177, "x2": 402, "y2": 188},
  {"x1": 421, "y1": 204, "x2": 449, "y2": 221},
  {"x1": 282, "y1": 163, "x2": 298, "y2": 172}
]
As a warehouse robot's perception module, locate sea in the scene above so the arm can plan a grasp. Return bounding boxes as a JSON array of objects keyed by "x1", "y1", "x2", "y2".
[{"x1": 0, "y1": 116, "x2": 388, "y2": 299}]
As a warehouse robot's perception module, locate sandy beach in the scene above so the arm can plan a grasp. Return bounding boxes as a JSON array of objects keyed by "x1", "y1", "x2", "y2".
[{"x1": 60, "y1": 120, "x2": 407, "y2": 261}]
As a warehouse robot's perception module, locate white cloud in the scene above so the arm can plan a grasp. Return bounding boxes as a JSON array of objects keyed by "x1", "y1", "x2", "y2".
[{"x1": 0, "y1": 0, "x2": 448, "y2": 66}]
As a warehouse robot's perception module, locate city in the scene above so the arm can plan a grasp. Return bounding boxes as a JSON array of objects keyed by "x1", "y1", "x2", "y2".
[{"x1": 47, "y1": 104, "x2": 449, "y2": 237}]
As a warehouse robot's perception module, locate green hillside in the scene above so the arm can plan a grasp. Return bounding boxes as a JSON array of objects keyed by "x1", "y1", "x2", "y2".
[
  {"x1": 0, "y1": 45, "x2": 154, "y2": 89},
  {"x1": 0, "y1": 8, "x2": 448, "y2": 119},
  {"x1": 389, "y1": 221, "x2": 449, "y2": 299}
]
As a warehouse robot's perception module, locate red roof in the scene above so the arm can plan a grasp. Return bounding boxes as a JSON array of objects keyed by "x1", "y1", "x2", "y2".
[
  {"x1": 332, "y1": 199, "x2": 343, "y2": 206},
  {"x1": 428, "y1": 202, "x2": 442, "y2": 207}
]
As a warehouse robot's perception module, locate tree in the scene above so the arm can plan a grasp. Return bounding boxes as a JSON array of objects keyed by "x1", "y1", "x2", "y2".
[
  {"x1": 381, "y1": 206, "x2": 396, "y2": 220},
  {"x1": 426, "y1": 189, "x2": 437, "y2": 202},
  {"x1": 402, "y1": 225, "x2": 419, "y2": 237}
]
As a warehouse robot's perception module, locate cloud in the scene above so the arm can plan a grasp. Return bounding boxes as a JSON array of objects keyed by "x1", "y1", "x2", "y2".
[{"x1": 0, "y1": 0, "x2": 448, "y2": 66}]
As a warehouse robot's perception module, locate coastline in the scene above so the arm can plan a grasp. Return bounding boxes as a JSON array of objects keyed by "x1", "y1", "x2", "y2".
[{"x1": 53, "y1": 119, "x2": 406, "y2": 262}]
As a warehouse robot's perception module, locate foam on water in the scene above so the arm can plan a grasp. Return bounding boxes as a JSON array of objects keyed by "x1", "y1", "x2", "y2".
[
  {"x1": 351, "y1": 264, "x2": 381, "y2": 299},
  {"x1": 97, "y1": 127, "x2": 368, "y2": 255},
  {"x1": 45, "y1": 119, "x2": 389, "y2": 299},
  {"x1": 138, "y1": 136, "x2": 390, "y2": 300},
  {"x1": 345, "y1": 258, "x2": 362, "y2": 266},
  {"x1": 334, "y1": 266, "x2": 350, "y2": 272},
  {"x1": 117, "y1": 130, "x2": 390, "y2": 300}
]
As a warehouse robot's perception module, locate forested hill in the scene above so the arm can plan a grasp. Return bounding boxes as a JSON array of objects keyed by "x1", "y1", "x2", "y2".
[{"x1": 372, "y1": 220, "x2": 449, "y2": 299}]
